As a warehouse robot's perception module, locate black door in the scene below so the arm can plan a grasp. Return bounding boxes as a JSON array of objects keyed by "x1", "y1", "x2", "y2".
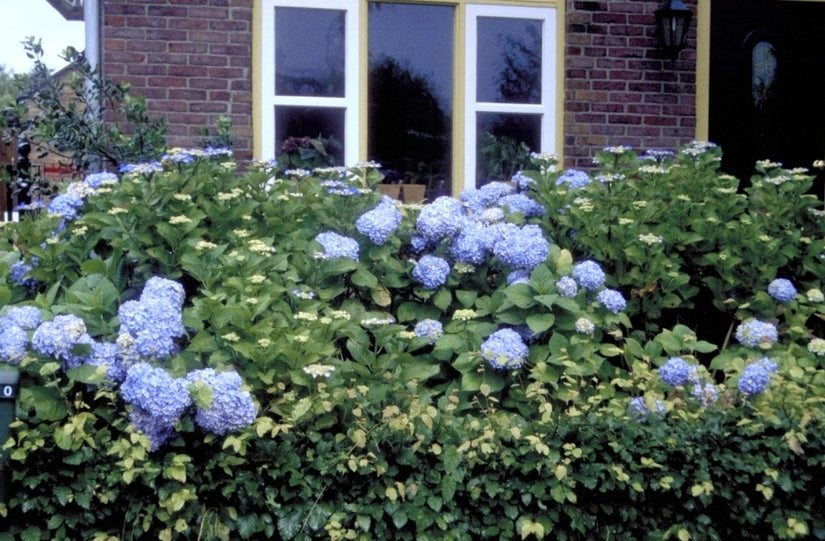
[{"x1": 709, "y1": 0, "x2": 825, "y2": 189}]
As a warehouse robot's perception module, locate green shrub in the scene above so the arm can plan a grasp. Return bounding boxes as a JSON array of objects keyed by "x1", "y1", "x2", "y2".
[{"x1": 0, "y1": 142, "x2": 823, "y2": 539}]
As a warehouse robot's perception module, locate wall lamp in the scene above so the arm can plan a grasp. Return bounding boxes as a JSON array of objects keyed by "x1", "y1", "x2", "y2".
[{"x1": 655, "y1": 0, "x2": 693, "y2": 59}]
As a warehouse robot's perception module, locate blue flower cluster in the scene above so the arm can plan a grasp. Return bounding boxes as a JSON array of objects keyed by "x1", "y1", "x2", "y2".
[
  {"x1": 0, "y1": 324, "x2": 27, "y2": 365},
  {"x1": 121, "y1": 362, "x2": 193, "y2": 450},
  {"x1": 492, "y1": 223, "x2": 550, "y2": 271},
  {"x1": 186, "y1": 368, "x2": 258, "y2": 435},
  {"x1": 737, "y1": 357, "x2": 778, "y2": 396},
  {"x1": 597, "y1": 289, "x2": 627, "y2": 313},
  {"x1": 480, "y1": 328, "x2": 529, "y2": 370},
  {"x1": 356, "y1": 196, "x2": 403, "y2": 245},
  {"x1": 497, "y1": 193, "x2": 546, "y2": 219},
  {"x1": 555, "y1": 276, "x2": 578, "y2": 298},
  {"x1": 83, "y1": 171, "x2": 118, "y2": 189},
  {"x1": 118, "y1": 278, "x2": 186, "y2": 361},
  {"x1": 31, "y1": 314, "x2": 94, "y2": 370},
  {"x1": 556, "y1": 169, "x2": 592, "y2": 189},
  {"x1": 414, "y1": 319, "x2": 444, "y2": 344},
  {"x1": 767, "y1": 278, "x2": 797, "y2": 303},
  {"x1": 659, "y1": 356, "x2": 691, "y2": 386},
  {"x1": 572, "y1": 260, "x2": 606, "y2": 290},
  {"x1": 315, "y1": 231, "x2": 360, "y2": 261},
  {"x1": 461, "y1": 182, "x2": 515, "y2": 213},
  {"x1": 3, "y1": 306, "x2": 42, "y2": 330},
  {"x1": 734, "y1": 319, "x2": 778, "y2": 348},
  {"x1": 47, "y1": 193, "x2": 85, "y2": 221},
  {"x1": 10, "y1": 260, "x2": 38, "y2": 289},
  {"x1": 415, "y1": 196, "x2": 466, "y2": 243},
  {"x1": 449, "y1": 223, "x2": 496, "y2": 265},
  {"x1": 412, "y1": 255, "x2": 451, "y2": 289}
]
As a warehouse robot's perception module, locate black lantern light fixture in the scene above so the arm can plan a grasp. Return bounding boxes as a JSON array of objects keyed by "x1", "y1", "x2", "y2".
[{"x1": 655, "y1": 0, "x2": 693, "y2": 59}]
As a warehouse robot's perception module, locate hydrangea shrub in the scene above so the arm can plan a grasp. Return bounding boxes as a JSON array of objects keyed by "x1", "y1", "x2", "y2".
[{"x1": 0, "y1": 143, "x2": 823, "y2": 539}]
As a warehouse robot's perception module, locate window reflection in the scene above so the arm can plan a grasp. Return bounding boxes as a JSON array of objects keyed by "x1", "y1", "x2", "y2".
[
  {"x1": 477, "y1": 17, "x2": 542, "y2": 104},
  {"x1": 368, "y1": 3, "x2": 454, "y2": 198},
  {"x1": 275, "y1": 106, "x2": 345, "y2": 165},
  {"x1": 476, "y1": 113, "x2": 540, "y2": 185},
  {"x1": 275, "y1": 8, "x2": 345, "y2": 97},
  {"x1": 752, "y1": 41, "x2": 777, "y2": 109}
]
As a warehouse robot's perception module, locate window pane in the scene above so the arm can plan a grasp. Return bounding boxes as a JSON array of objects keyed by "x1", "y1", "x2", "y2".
[
  {"x1": 477, "y1": 17, "x2": 542, "y2": 104},
  {"x1": 476, "y1": 113, "x2": 540, "y2": 185},
  {"x1": 275, "y1": 8, "x2": 345, "y2": 97},
  {"x1": 275, "y1": 106, "x2": 345, "y2": 165},
  {"x1": 368, "y1": 2, "x2": 453, "y2": 199}
]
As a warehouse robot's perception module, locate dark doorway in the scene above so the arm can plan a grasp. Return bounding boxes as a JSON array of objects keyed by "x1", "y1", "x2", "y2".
[{"x1": 709, "y1": 0, "x2": 825, "y2": 191}]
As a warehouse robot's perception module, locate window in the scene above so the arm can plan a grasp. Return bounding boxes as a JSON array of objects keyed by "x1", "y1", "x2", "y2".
[
  {"x1": 260, "y1": 0, "x2": 359, "y2": 165},
  {"x1": 465, "y1": 5, "x2": 557, "y2": 187},
  {"x1": 258, "y1": 0, "x2": 559, "y2": 193}
]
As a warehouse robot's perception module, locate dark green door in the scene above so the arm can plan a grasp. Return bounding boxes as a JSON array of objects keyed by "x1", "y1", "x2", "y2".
[{"x1": 709, "y1": 0, "x2": 825, "y2": 189}]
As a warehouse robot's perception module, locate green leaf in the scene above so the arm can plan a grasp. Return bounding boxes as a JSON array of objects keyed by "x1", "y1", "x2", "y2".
[
  {"x1": 504, "y1": 283, "x2": 535, "y2": 309},
  {"x1": 351, "y1": 268, "x2": 378, "y2": 289},
  {"x1": 526, "y1": 313, "x2": 555, "y2": 333},
  {"x1": 432, "y1": 288, "x2": 452, "y2": 312}
]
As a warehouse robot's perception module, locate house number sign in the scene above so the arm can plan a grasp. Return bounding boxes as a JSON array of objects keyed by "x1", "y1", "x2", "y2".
[{"x1": 0, "y1": 372, "x2": 19, "y2": 400}]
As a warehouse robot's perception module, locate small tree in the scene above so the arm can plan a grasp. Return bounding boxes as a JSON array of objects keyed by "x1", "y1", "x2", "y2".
[{"x1": 1, "y1": 37, "x2": 166, "y2": 179}]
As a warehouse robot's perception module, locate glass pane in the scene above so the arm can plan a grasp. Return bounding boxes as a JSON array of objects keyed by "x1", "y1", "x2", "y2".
[
  {"x1": 477, "y1": 17, "x2": 542, "y2": 104},
  {"x1": 476, "y1": 113, "x2": 540, "y2": 186},
  {"x1": 275, "y1": 106, "x2": 345, "y2": 166},
  {"x1": 275, "y1": 8, "x2": 345, "y2": 97},
  {"x1": 752, "y1": 41, "x2": 777, "y2": 108},
  {"x1": 368, "y1": 2, "x2": 454, "y2": 199}
]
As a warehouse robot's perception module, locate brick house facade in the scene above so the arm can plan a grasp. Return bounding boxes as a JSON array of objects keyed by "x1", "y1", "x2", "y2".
[{"x1": 97, "y1": 0, "x2": 698, "y2": 178}]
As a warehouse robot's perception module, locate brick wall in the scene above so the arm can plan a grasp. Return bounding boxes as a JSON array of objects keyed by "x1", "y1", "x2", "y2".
[
  {"x1": 101, "y1": 0, "x2": 253, "y2": 160},
  {"x1": 563, "y1": 0, "x2": 697, "y2": 169}
]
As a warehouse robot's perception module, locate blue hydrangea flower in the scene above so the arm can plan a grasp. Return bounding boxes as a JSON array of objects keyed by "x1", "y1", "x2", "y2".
[
  {"x1": 480, "y1": 328, "x2": 529, "y2": 370},
  {"x1": 507, "y1": 269, "x2": 530, "y2": 285},
  {"x1": 472, "y1": 207, "x2": 505, "y2": 225},
  {"x1": 84, "y1": 171, "x2": 118, "y2": 189},
  {"x1": 738, "y1": 359, "x2": 776, "y2": 396},
  {"x1": 460, "y1": 182, "x2": 515, "y2": 212},
  {"x1": 492, "y1": 224, "x2": 550, "y2": 271},
  {"x1": 129, "y1": 407, "x2": 177, "y2": 451},
  {"x1": 497, "y1": 193, "x2": 546, "y2": 218},
  {"x1": 597, "y1": 288, "x2": 626, "y2": 313},
  {"x1": 118, "y1": 297, "x2": 185, "y2": 360},
  {"x1": 47, "y1": 193, "x2": 85, "y2": 221},
  {"x1": 511, "y1": 171, "x2": 534, "y2": 191},
  {"x1": 556, "y1": 169, "x2": 591, "y2": 189},
  {"x1": 0, "y1": 324, "x2": 28, "y2": 364},
  {"x1": 315, "y1": 231, "x2": 360, "y2": 261},
  {"x1": 142, "y1": 277, "x2": 186, "y2": 308},
  {"x1": 572, "y1": 260, "x2": 606, "y2": 290},
  {"x1": 555, "y1": 276, "x2": 578, "y2": 298},
  {"x1": 121, "y1": 362, "x2": 192, "y2": 448},
  {"x1": 449, "y1": 223, "x2": 495, "y2": 265},
  {"x1": 87, "y1": 340, "x2": 127, "y2": 382},
  {"x1": 119, "y1": 161, "x2": 163, "y2": 175},
  {"x1": 416, "y1": 196, "x2": 465, "y2": 242},
  {"x1": 414, "y1": 319, "x2": 444, "y2": 343},
  {"x1": 186, "y1": 368, "x2": 257, "y2": 435},
  {"x1": 734, "y1": 319, "x2": 778, "y2": 348},
  {"x1": 31, "y1": 314, "x2": 92, "y2": 368},
  {"x1": 659, "y1": 356, "x2": 691, "y2": 386},
  {"x1": 691, "y1": 382, "x2": 719, "y2": 407},
  {"x1": 356, "y1": 196, "x2": 402, "y2": 245},
  {"x1": 767, "y1": 278, "x2": 797, "y2": 303},
  {"x1": 412, "y1": 255, "x2": 451, "y2": 289},
  {"x1": 3, "y1": 306, "x2": 42, "y2": 330},
  {"x1": 10, "y1": 260, "x2": 38, "y2": 289}
]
